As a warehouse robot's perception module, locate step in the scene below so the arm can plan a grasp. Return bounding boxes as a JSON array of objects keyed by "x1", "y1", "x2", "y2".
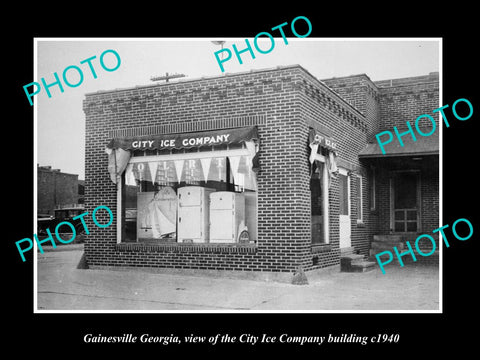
[
  {"x1": 350, "y1": 260, "x2": 376, "y2": 273},
  {"x1": 370, "y1": 241, "x2": 404, "y2": 251},
  {"x1": 341, "y1": 253, "x2": 364, "y2": 261},
  {"x1": 340, "y1": 254, "x2": 364, "y2": 266},
  {"x1": 340, "y1": 247, "x2": 356, "y2": 256},
  {"x1": 340, "y1": 253, "x2": 375, "y2": 272},
  {"x1": 368, "y1": 250, "x2": 440, "y2": 265},
  {"x1": 373, "y1": 234, "x2": 403, "y2": 242},
  {"x1": 370, "y1": 248, "x2": 404, "y2": 258}
]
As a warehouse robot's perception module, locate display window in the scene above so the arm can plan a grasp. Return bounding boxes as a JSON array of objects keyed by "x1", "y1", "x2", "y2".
[{"x1": 109, "y1": 128, "x2": 259, "y2": 245}]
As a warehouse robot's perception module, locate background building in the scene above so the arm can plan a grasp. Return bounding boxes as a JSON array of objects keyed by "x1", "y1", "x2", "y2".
[{"x1": 37, "y1": 165, "x2": 80, "y2": 215}]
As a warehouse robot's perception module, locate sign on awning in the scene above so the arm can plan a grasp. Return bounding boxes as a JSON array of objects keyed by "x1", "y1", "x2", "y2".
[
  {"x1": 105, "y1": 127, "x2": 260, "y2": 184},
  {"x1": 309, "y1": 128, "x2": 337, "y2": 151},
  {"x1": 309, "y1": 128, "x2": 338, "y2": 187},
  {"x1": 107, "y1": 126, "x2": 259, "y2": 151}
]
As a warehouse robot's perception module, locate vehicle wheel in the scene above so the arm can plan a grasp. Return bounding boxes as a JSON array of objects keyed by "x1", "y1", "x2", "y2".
[
  {"x1": 75, "y1": 225, "x2": 86, "y2": 243},
  {"x1": 75, "y1": 225, "x2": 86, "y2": 235}
]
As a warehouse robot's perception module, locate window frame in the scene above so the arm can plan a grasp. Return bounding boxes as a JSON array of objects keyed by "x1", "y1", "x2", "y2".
[
  {"x1": 355, "y1": 173, "x2": 364, "y2": 224},
  {"x1": 369, "y1": 166, "x2": 376, "y2": 211},
  {"x1": 338, "y1": 170, "x2": 350, "y2": 217},
  {"x1": 116, "y1": 147, "x2": 254, "y2": 244}
]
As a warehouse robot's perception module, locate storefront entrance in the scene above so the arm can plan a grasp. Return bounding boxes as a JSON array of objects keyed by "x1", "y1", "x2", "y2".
[{"x1": 338, "y1": 168, "x2": 351, "y2": 248}]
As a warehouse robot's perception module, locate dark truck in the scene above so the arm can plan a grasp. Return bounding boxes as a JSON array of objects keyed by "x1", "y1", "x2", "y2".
[{"x1": 37, "y1": 205, "x2": 87, "y2": 241}]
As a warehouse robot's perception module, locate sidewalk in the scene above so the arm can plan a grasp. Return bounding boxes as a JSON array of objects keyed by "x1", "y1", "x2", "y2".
[{"x1": 36, "y1": 245, "x2": 440, "y2": 311}]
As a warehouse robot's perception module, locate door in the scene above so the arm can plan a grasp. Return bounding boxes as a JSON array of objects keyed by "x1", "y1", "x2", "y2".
[
  {"x1": 391, "y1": 171, "x2": 420, "y2": 233},
  {"x1": 338, "y1": 169, "x2": 351, "y2": 248}
]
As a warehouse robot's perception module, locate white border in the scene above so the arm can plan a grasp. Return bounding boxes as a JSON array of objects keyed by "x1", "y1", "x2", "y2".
[
  {"x1": 33, "y1": 40, "x2": 39, "y2": 312},
  {"x1": 438, "y1": 37, "x2": 443, "y2": 314},
  {"x1": 33, "y1": 37, "x2": 443, "y2": 314}
]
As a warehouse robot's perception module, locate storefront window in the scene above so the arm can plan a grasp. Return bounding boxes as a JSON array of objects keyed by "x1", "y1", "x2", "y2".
[
  {"x1": 339, "y1": 173, "x2": 349, "y2": 216},
  {"x1": 121, "y1": 147, "x2": 258, "y2": 244},
  {"x1": 355, "y1": 174, "x2": 364, "y2": 223}
]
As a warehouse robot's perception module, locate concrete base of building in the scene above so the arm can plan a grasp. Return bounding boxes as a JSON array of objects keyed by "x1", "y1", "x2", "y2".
[{"x1": 88, "y1": 264, "x2": 342, "y2": 284}]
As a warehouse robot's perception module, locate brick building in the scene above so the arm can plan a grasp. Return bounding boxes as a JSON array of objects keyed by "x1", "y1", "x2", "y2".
[
  {"x1": 83, "y1": 65, "x2": 439, "y2": 274},
  {"x1": 324, "y1": 72, "x2": 440, "y2": 263},
  {"x1": 37, "y1": 165, "x2": 80, "y2": 215}
]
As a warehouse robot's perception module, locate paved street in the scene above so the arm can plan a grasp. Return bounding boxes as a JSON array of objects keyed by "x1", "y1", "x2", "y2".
[{"x1": 36, "y1": 245, "x2": 440, "y2": 311}]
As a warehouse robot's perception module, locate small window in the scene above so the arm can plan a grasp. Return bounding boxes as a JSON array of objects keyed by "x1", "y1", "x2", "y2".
[
  {"x1": 369, "y1": 167, "x2": 376, "y2": 211},
  {"x1": 355, "y1": 174, "x2": 364, "y2": 223},
  {"x1": 339, "y1": 173, "x2": 349, "y2": 216}
]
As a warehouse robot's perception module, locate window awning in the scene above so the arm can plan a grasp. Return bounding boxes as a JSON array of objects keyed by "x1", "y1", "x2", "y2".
[
  {"x1": 359, "y1": 132, "x2": 439, "y2": 158},
  {"x1": 308, "y1": 128, "x2": 337, "y2": 153},
  {"x1": 309, "y1": 128, "x2": 338, "y2": 188},
  {"x1": 107, "y1": 126, "x2": 259, "y2": 151},
  {"x1": 105, "y1": 126, "x2": 260, "y2": 184}
]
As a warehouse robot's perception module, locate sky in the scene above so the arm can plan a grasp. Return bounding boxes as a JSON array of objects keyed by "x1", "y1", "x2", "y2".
[{"x1": 35, "y1": 38, "x2": 440, "y2": 180}]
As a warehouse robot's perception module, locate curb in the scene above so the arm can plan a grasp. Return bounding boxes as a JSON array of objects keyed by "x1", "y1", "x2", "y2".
[{"x1": 38, "y1": 244, "x2": 84, "y2": 252}]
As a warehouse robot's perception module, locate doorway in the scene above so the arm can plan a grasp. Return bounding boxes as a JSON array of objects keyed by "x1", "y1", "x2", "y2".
[{"x1": 390, "y1": 171, "x2": 421, "y2": 233}]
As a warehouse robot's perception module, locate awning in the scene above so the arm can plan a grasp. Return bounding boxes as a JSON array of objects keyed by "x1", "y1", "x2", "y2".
[
  {"x1": 308, "y1": 128, "x2": 337, "y2": 152},
  {"x1": 359, "y1": 131, "x2": 439, "y2": 158},
  {"x1": 105, "y1": 126, "x2": 260, "y2": 184},
  {"x1": 309, "y1": 128, "x2": 338, "y2": 188},
  {"x1": 107, "y1": 126, "x2": 259, "y2": 151}
]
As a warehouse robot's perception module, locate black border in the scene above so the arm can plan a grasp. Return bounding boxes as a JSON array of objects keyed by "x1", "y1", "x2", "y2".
[{"x1": 7, "y1": 6, "x2": 478, "y2": 356}]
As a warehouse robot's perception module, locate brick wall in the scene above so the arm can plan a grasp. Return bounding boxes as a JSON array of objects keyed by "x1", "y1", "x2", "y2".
[
  {"x1": 322, "y1": 74, "x2": 380, "y2": 142},
  {"x1": 285, "y1": 69, "x2": 371, "y2": 268},
  {"x1": 37, "y1": 167, "x2": 79, "y2": 214},
  {"x1": 323, "y1": 72, "x2": 440, "y2": 135},
  {"x1": 375, "y1": 73, "x2": 440, "y2": 132},
  {"x1": 85, "y1": 66, "x2": 299, "y2": 272}
]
